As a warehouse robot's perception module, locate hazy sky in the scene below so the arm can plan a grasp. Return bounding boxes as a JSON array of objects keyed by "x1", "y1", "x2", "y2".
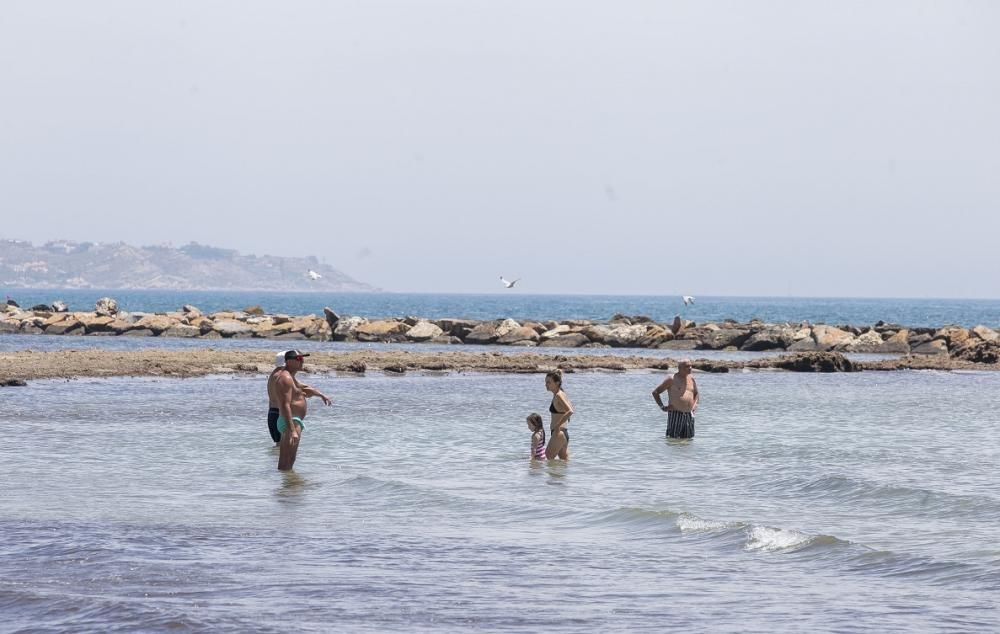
[{"x1": 2, "y1": 2, "x2": 998, "y2": 297}]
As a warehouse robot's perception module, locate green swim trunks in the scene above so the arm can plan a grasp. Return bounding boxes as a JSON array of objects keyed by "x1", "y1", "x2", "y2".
[{"x1": 276, "y1": 415, "x2": 305, "y2": 435}]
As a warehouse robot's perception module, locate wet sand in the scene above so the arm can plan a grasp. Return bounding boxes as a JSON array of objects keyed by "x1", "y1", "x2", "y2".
[{"x1": 0, "y1": 348, "x2": 993, "y2": 384}]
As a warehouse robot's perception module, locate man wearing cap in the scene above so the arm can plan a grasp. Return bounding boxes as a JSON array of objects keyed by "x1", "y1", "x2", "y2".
[
  {"x1": 267, "y1": 349, "x2": 331, "y2": 470},
  {"x1": 652, "y1": 359, "x2": 699, "y2": 439}
]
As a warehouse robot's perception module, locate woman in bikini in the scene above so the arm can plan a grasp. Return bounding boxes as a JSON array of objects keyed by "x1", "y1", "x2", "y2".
[{"x1": 544, "y1": 369, "x2": 573, "y2": 460}]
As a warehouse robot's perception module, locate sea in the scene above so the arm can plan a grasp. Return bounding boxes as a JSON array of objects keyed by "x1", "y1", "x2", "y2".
[
  {"x1": 2, "y1": 290, "x2": 999, "y2": 632},
  {"x1": 3, "y1": 288, "x2": 1000, "y2": 327}
]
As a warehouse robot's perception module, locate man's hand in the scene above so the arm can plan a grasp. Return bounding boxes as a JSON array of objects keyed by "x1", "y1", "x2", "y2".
[{"x1": 319, "y1": 394, "x2": 332, "y2": 406}]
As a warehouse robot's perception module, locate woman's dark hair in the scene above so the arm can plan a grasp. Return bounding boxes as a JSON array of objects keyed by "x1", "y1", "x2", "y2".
[{"x1": 545, "y1": 369, "x2": 563, "y2": 386}]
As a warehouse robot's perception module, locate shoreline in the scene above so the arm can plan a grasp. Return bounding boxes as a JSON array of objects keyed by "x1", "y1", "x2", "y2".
[{"x1": 0, "y1": 348, "x2": 993, "y2": 384}]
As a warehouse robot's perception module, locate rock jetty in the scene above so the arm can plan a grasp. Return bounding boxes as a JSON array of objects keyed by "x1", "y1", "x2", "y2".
[{"x1": 2, "y1": 298, "x2": 998, "y2": 364}]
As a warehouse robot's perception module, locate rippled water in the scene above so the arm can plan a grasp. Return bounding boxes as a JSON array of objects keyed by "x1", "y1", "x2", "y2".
[{"x1": 2, "y1": 369, "x2": 999, "y2": 632}]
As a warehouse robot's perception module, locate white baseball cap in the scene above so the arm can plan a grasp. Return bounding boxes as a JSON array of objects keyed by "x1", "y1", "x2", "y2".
[{"x1": 274, "y1": 349, "x2": 310, "y2": 368}]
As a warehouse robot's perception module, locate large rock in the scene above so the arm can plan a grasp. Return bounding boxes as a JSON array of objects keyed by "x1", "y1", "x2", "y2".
[
  {"x1": 494, "y1": 319, "x2": 521, "y2": 339},
  {"x1": 497, "y1": 326, "x2": 540, "y2": 345},
  {"x1": 581, "y1": 325, "x2": 613, "y2": 345},
  {"x1": 772, "y1": 352, "x2": 859, "y2": 372},
  {"x1": 911, "y1": 339, "x2": 949, "y2": 355},
  {"x1": 933, "y1": 326, "x2": 970, "y2": 350},
  {"x1": 323, "y1": 307, "x2": 340, "y2": 330},
  {"x1": 812, "y1": 325, "x2": 854, "y2": 351},
  {"x1": 79, "y1": 314, "x2": 115, "y2": 333},
  {"x1": 699, "y1": 328, "x2": 750, "y2": 350},
  {"x1": 953, "y1": 340, "x2": 1000, "y2": 364},
  {"x1": 254, "y1": 320, "x2": 295, "y2": 338},
  {"x1": 636, "y1": 325, "x2": 673, "y2": 348},
  {"x1": 538, "y1": 333, "x2": 591, "y2": 348},
  {"x1": 133, "y1": 315, "x2": 177, "y2": 335},
  {"x1": 19, "y1": 322, "x2": 44, "y2": 334},
  {"x1": 787, "y1": 337, "x2": 818, "y2": 351},
  {"x1": 971, "y1": 325, "x2": 999, "y2": 343},
  {"x1": 332, "y1": 316, "x2": 367, "y2": 341},
  {"x1": 464, "y1": 322, "x2": 500, "y2": 344},
  {"x1": 303, "y1": 319, "x2": 332, "y2": 340},
  {"x1": 540, "y1": 324, "x2": 571, "y2": 340},
  {"x1": 843, "y1": 329, "x2": 885, "y2": 353},
  {"x1": 163, "y1": 324, "x2": 202, "y2": 338},
  {"x1": 907, "y1": 332, "x2": 933, "y2": 348},
  {"x1": 355, "y1": 319, "x2": 410, "y2": 342},
  {"x1": 0, "y1": 319, "x2": 19, "y2": 334},
  {"x1": 43, "y1": 313, "x2": 69, "y2": 327},
  {"x1": 741, "y1": 327, "x2": 792, "y2": 351},
  {"x1": 122, "y1": 328, "x2": 155, "y2": 337},
  {"x1": 214, "y1": 319, "x2": 255, "y2": 338},
  {"x1": 604, "y1": 324, "x2": 648, "y2": 347},
  {"x1": 45, "y1": 318, "x2": 84, "y2": 335},
  {"x1": 107, "y1": 319, "x2": 135, "y2": 334},
  {"x1": 95, "y1": 297, "x2": 120, "y2": 316},
  {"x1": 881, "y1": 329, "x2": 911, "y2": 353},
  {"x1": 406, "y1": 321, "x2": 444, "y2": 342},
  {"x1": 435, "y1": 319, "x2": 479, "y2": 338},
  {"x1": 657, "y1": 339, "x2": 699, "y2": 350}
]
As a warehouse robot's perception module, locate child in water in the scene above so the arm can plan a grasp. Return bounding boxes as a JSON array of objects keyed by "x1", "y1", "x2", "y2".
[{"x1": 527, "y1": 413, "x2": 546, "y2": 460}]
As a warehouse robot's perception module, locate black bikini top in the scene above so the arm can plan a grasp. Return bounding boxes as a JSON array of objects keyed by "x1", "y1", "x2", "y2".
[{"x1": 549, "y1": 398, "x2": 565, "y2": 414}]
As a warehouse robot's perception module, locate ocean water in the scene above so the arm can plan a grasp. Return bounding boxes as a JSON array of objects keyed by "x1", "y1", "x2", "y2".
[
  {"x1": 3, "y1": 288, "x2": 999, "y2": 327},
  {"x1": 2, "y1": 370, "x2": 999, "y2": 632}
]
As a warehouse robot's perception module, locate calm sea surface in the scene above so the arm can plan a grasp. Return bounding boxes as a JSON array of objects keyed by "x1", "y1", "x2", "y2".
[
  {"x1": 2, "y1": 369, "x2": 999, "y2": 632},
  {"x1": 3, "y1": 288, "x2": 999, "y2": 327}
]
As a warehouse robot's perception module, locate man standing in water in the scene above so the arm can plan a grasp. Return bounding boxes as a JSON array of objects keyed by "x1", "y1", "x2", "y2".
[
  {"x1": 267, "y1": 349, "x2": 331, "y2": 470},
  {"x1": 652, "y1": 359, "x2": 699, "y2": 439}
]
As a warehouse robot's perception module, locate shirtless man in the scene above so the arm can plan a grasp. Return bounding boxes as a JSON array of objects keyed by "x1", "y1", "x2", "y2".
[
  {"x1": 652, "y1": 359, "x2": 699, "y2": 439},
  {"x1": 267, "y1": 349, "x2": 331, "y2": 470}
]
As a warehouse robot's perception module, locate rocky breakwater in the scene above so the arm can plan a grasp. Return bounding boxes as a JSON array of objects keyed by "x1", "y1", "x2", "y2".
[
  {"x1": 0, "y1": 298, "x2": 334, "y2": 341},
  {"x1": 1, "y1": 298, "x2": 998, "y2": 365},
  {"x1": 327, "y1": 312, "x2": 999, "y2": 363}
]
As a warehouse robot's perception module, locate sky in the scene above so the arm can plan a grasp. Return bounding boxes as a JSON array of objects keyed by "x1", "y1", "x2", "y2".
[{"x1": 1, "y1": 1, "x2": 998, "y2": 297}]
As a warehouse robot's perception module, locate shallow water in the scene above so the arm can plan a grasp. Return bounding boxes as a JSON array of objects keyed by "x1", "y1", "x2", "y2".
[{"x1": 2, "y1": 370, "x2": 999, "y2": 631}]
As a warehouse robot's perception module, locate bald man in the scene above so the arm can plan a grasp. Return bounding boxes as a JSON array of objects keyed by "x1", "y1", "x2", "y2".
[{"x1": 652, "y1": 359, "x2": 699, "y2": 439}]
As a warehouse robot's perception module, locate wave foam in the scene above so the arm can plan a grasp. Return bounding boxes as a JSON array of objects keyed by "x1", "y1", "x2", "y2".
[
  {"x1": 743, "y1": 525, "x2": 816, "y2": 553},
  {"x1": 676, "y1": 513, "x2": 741, "y2": 534}
]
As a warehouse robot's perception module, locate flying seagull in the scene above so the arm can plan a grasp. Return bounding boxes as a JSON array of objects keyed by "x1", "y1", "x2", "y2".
[
  {"x1": 307, "y1": 270, "x2": 322, "y2": 281},
  {"x1": 500, "y1": 276, "x2": 520, "y2": 289},
  {"x1": 682, "y1": 295, "x2": 695, "y2": 306}
]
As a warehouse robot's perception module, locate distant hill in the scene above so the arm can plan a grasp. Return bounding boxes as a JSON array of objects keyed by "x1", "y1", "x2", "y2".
[{"x1": 0, "y1": 239, "x2": 378, "y2": 291}]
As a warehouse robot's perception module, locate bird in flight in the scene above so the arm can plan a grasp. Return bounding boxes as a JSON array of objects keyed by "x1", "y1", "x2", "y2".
[
  {"x1": 500, "y1": 276, "x2": 520, "y2": 289},
  {"x1": 682, "y1": 295, "x2": 695, "y2": 306},
  {"x1": 307, "y1": 270, "x2": 322, "y2": 281}
]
